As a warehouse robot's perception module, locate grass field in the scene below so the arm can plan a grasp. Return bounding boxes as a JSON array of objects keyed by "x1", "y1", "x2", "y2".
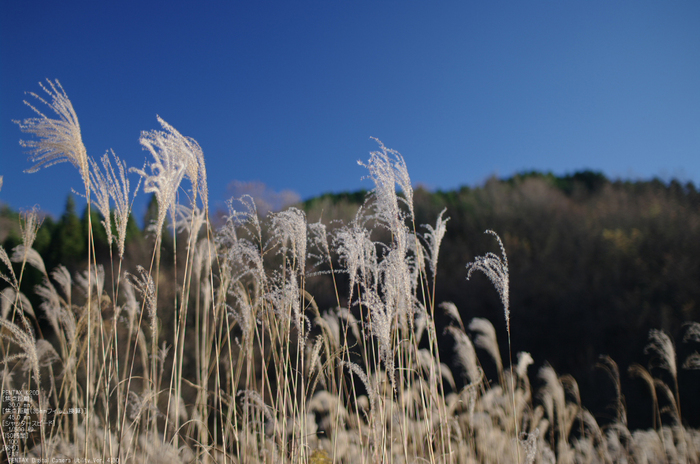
[{"x1": 1, "y1": 79, "x2": 699, "y2": 463}]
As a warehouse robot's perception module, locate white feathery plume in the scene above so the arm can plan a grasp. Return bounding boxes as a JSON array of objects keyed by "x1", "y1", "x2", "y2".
[
  {"x1": 361, "y1": 289, "x2": 396, "y2": 389},
  {"x1": 469, "y1": 317, "x2": 503, "y2": 375},
  {"x1": 11, "y1": 245, "x2": 46, "y2": 277},
  {"x1": 269, "y1": 207, "x2": 307, "y2": 276},
  {"x1": 466, "y1": 230, "x2": 510, "y2": 333},
  {"x1": 358, "y1": 138, "x2": 414, "y2": 226},
  {"x1": 0, "y1": 175, "x2": 3, "y2": 192},
  {"x1": 333, "y1": 218, "x2": 374, "y2": 302},
  {"x1": 19, "y1": 206, "x2": 43, "y2": 252},
  {"x1": 1, "y1": 288, "x2": 36, "y2": 320},
  {"x1": 34, "y1": 277, "x2": 62, "y2": 335},
  {"x1": 171, "y1": 203, "x2": 206, "y2": 242},
  {"x1": 422, "y1": 208, "x2": 449, "y2": 278},
  {"x1": 683, "y1": 352, "x2": 700, "y2": 370},
  {"x1": 446, "y1": 326, "x2": 481, "y2": 384},
  {"x1": 516, "y1": 352, "x2": 534, "y2": 380},
  {"x1": 308, "y1": 335, "x2": 325, "y2": 378},
  {"x1": 683, "y1": 322, "x2": 700, "y2": 370},
  {"x1": 14, "y1": 79, "x2": 89, "y2": 192},
  {"x1": 23, "y1": 339, "x2": 58, "y2": 372},
  {"x1": 228, "y1": 284, "x2": 255, "y2": 340},
  {"x1": 340, "y1": 361, "x2": 376, "y2": 417},
  {"x1": 683, "y1": 322, "x2": 700, "y2": 343},
  {"x1": 76, "y1": 265, "x2": 105, "y2": 301},
  {"x1": 317, "y1": 309, "x2": 340, "y2": 349},
  {"x1": 132, "y1": 116, "x2": 207, "y2": 237},
  {"x1": 0, "y1": 245, "x2": 17, "y2": 288},
  {"x1": 440, "y1": 301, "x2": 465, "y2": 332},
  {"x1": 1, "y1": 287, "x2": 15, "y2": 319},
  {"x1": 129, "y1": 266, "x2": 157, "y2": 339},
  {"x1": 88, "y1": 150, "x2": 136, "y2": 258},
  {"x1": 644, "y1": 329, "x2": 676, "y2": 379},
  {"x1": 538, "y1": 364, "x2": 566, "y2": 444},
  {"x1": 307, "y1": 220, "x2": 331, "y2": 273},
  {"x1": 52, "y1": 265, "x2": 72, "y2": 302},
  {"x1": 518, "y1": 428, "x2": 540, "y2": 464},
  {"x1": 238, "y1": 390, "x2": 274, "y2": 423},
  {"x1": 120, "y1": 275, "x2": 139, "y2": 325},
  {"x1": 337, "y1": 307, "x2": 361, "y2": 342},
  {"x1": 0, "y1": 317, "x2": 40, "y2": 386}
]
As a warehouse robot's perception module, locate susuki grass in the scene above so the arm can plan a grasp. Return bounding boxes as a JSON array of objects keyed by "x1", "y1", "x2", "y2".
[{"x1": 0, "y1": 79, "x2": 699, "y2": 463}]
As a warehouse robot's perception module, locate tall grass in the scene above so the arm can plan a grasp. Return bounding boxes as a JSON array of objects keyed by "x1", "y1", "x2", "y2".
[{"x1": 1, "y1": 80, "x2": 699, "y2": 463}]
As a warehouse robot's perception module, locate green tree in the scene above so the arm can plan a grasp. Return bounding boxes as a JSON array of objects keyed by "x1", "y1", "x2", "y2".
[{"x1": 48, "y1": 195, "x2": 85, "y2": 272}]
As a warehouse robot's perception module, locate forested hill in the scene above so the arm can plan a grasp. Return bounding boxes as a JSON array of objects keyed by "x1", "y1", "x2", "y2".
[
  {"x1": 305, "y1": 171, "x2": 700, "y2": 428},
  {"x1": 2, "y1": 170, "x2": 700, "y2": 428}
]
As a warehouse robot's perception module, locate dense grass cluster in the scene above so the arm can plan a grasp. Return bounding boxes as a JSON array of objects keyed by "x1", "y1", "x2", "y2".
[{"x1": 1, "y1": 80, "x2": 699, "y2": 463}]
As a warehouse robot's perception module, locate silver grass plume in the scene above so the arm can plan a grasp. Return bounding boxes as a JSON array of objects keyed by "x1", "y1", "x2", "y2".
[
  {"x1": 519, "y1": 428, "x2": 540, "y2": 464},
  {"x1": 469, "y1": 317, "x2": 503, "y2": 375},
  {"x1": 218, "y1": 196, "x2": 266, "y2": 286},
  {"x1": 132, "y1": 116, "x2": 207, "y2": 237},
  {"x1": 682, "y1": 322, "x2": 700, "y2": 370},
  {"x1": 340, "y1": 361, "x2": 376, "y2": 419},
  {"x1": 538, "y1": 364, "x2": 567, "y2": 445},
  {"x1": 171, "y1": 204, "x2": 206, "y2": 242},
  {"x1": 129, "y1": 266, "x2": 157, "y2": 340},
  {"x1": 337, "y1": 307, "x2": 361, "y2": 342},
  {"x1": 1, "y1": 288, "x2": 36, "y2": 320},
  {"x1": 361, "y1": 288, "x2": 396, "y2": 389},
  {"x1": 76, "y1": 265, "x2": 105, "y2": 301},
  {"x1": 88, "y1": 150, "x2": 135, "y2": 258},
  {"x1": 269, "y1": 207, "x2": 307, "y2": 276},
  {"x1": 228, "y1": 283, "x2": 255, "y2": 341},
  {"x1": 358, "y1": 138, "x2": 414, "y2": 226},
  {"x1": 239, "y1": 390, "x2": 274, "y2": 423},
  {"x1": 440, "y1": 301, "x2": 465, "y2": 333},
  {"x1": 645, "y1": 329, "x2": 677, "y2": 379},
  {"x1": 11, "y1": 245, "x2": 46, "y2": 277},
  {"x1": 0, "y1": 175, "x2": 3, "y2": 191},
  {"x1": 466, "y1": 230, "x2": 510, "y2": 333},
  {"x1": 422, "y1": 207, "x2": 449, "y2": 278},
  {"x1": 0, "y1": 245, "x2": 17, "y2": 288},
  {"x1": 516, "y1": 351, "x2": 534, "y2": 380},
  {"x1": 308, "y1": 335, "x2": 325, "y2": 379},
  {"x1": 15, "y1": 79, "x2": 89, "y2": 192},
  {"x1": 1, "y1": 287, "x2": 15, "y2": 319},
  {"x1": 683, "y1": 321, "x2": 700, "y2": 343},
  {"x1": 0, "y1": 317, "x2": 41, "y2": 386},
  {"x1": 307, "y1": 220, "x2": 331, "y2": 272},
  {"x1": 34, "y1": 277, "x2": 62, "y2": 335},
  {"x1": 19, "y1": 206, "x2": 43, "y2": 251},
  {"x1": 446, "y1": 326, "x2": 481, "y2": 384},
  {"x1": 683, "y1": 352, "x2": 700, "y2": 370},
  {"x1": 333, "y1": 217, "x2": 374, "y2": 302},
  {"x1": 52, "y1": 265, "x2": 72, "y2": 302}
]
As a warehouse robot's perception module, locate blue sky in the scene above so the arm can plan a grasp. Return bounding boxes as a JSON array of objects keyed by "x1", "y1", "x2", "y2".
[{"x1": 2, "y1": 1, "x2": 699, "y2": 220}]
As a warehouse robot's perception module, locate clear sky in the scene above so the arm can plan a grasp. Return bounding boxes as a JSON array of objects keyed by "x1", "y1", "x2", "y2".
[{"x1": 2, "y1": 1, "x2": 699, "y2": 220}]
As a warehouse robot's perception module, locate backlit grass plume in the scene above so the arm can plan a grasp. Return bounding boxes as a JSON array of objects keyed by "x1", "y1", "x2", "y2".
[
  {"x1": 132, "y1": 116, "x2": 208, "y2": 236},
  {"x1": 14, "y1": 79, "x2": 89, "y2": 192},
  {"x1": 466, "y1": 230, "x2": 510, "y2": 333},
  {"x1": 89, "y1": 150, "x2": 137, "y2": 258}
]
